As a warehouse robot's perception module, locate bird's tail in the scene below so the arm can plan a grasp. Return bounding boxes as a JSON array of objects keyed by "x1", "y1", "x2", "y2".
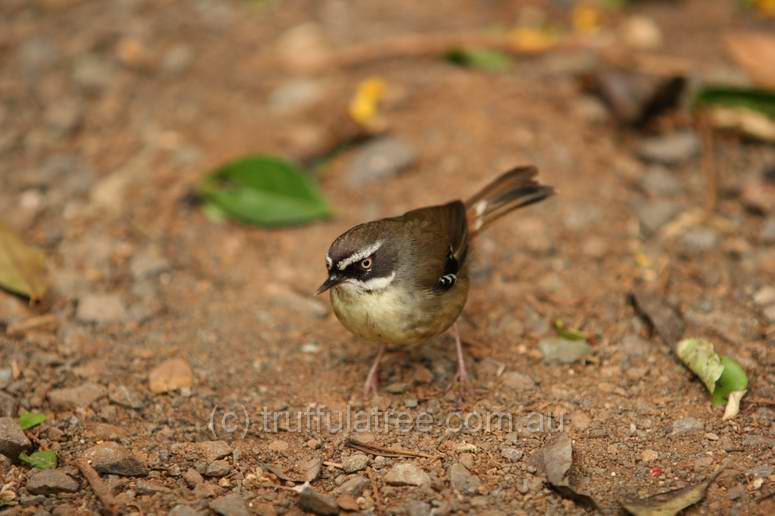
[{"x1": 465, "y1": 166, "x2": 554, "y2": 236}]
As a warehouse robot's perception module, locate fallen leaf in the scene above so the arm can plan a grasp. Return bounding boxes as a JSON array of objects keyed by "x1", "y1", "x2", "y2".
[
  {"x1": 542, "y1": 434, "x2": 599, "y2": 509},
  {"x1": 348, "y1": 77, "x2": 386, "y2": 128},
  {"x1": 722, "y1": 389, "x2": 746, "y2": 421},
  {"x1": 19, "y1": 450, "x2": 58, "y2": 470},
  {"x1": 18, "y1": 410, "x2": 47, "y2": 430},
  {"x1": 552, "y1": 319, "x2": 587, "y2": 341},
  {"x1": 622, "y1": 462, "x2": 726, "y2": 515},
  {"x1": 445, "y1": 48, "x2": 512, "y2": 72},
  {"x1": 712, "y1": 356, "x2": 749, "y2": 407},
  {"x1": 198, "y1": 155, "x2": 330, "y2": 227},
  {"x1": 725, "y1": 32, "x2": 775, "y2": 88},
  {"x1": 694, "y1": 86, "x2": 775, "y2": 141},
  {"x1": 0, "y1": 222, "x2": 48, "y2": 302},
  {"x1": 629, "y1": 292, "x2": 685, "y2": 347}
]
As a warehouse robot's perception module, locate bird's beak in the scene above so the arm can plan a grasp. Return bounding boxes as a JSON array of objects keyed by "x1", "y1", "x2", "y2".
[{"x1": 315, "y1": 273, "x2": 342, "y2": 295}]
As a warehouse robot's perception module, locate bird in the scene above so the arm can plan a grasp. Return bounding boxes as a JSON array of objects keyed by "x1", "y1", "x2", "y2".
[{"x1": 316, "y1": 166, "x2": 554, "y2": 397}]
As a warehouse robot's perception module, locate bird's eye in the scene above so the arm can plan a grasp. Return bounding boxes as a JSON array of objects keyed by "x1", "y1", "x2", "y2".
[{"x1": 360, "y1": 258, "x2": 372, "y2": 270}]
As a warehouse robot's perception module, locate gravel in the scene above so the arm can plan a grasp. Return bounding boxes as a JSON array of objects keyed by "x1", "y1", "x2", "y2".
[
  {"x1": 82, "y1": 442, "x2": 147, "y2": 476},
  {"x1": 384, "y1": 463, "x2": 431, "y2": 487},
  {"x1": 26, "y1": 469, "x2": 80, "y2": 495},
  {"x1": 0, "y1": 417, "x2": 32, "y2": 459}
]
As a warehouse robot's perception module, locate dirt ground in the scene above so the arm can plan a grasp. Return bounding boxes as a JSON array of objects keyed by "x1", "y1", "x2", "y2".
[{"x1": 1, "y1": 0, "x2": 774, "y2": 514}]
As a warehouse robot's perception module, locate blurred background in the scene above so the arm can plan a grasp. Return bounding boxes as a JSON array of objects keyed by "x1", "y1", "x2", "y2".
[{"x1": 1, "y1": 1, "x2": 774, "y2": 514}]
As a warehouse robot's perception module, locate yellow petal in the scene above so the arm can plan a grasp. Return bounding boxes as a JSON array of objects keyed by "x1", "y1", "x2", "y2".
[{"x1": 349, "y1": 77, "x2": 386, "y2": 125}]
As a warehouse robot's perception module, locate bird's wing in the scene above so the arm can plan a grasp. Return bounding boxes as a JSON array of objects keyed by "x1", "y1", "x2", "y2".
[{"x1": 401, "y1": 200, "x2": 468, "y2": 292}]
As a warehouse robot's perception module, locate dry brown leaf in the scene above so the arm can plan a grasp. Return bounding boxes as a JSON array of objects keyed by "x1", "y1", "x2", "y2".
[
  {"x1": 0, "y1": 222, "x2": 48, "y2": 302},
  {"x1": 725, "y1": 32, "x2": 775, "y2": 89},
  {"x1": 622, "y1": 462, "x2": 726, "y2": 515}
]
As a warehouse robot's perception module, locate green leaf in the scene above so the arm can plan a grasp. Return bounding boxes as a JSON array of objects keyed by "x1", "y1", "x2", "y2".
[
  {"x1": 0, "y1": 222, "x2": 48, "y2": 301},
  {"x1": 19, "y1": 450, "x2": 57, "y2": 470},
  {"x1": 676, "y1": 338, "x2": 724, "y2": 394},
  {"x1": 693, "y1": 86, "x2": 775, "y2": 118},
  {"x1": 552, "y1": 319, "x2": 587, "y2": 341},
  {"x1": 712, "y1": 356, "x2": 749, "y2": 406},
  {"x1": 198, "y1": 155, "x2": 331, "y2": 227},
  {"x1": 445, "y1": 48, "x2": 513, "y2": 72},
  {"x1": 18, "y1": 410, "x2": 47, "y2": 430}
]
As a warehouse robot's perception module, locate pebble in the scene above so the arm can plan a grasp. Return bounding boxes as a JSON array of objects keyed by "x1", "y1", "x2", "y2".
[
  {"x1": 45, "y1": 98, "x2": 82, "y2": 135},
  {"x1": 342, "y1": 453, "x2": 369, "y2": 473},
  {"x1": 82, "y1": 442, "x2": 147, "y2": 476},
  {"x1": 640, "y1": 449, "x2": 659, "y2": 462},
  {"x1": 449, "y1": 462, "x2": 481, "y2": 494},
  {"x1": 405, "y1": 499, "x2": 431, "y2": 516},
  {"x1": 384, "y1": 463, "x2": 431, "y2": 486},
  {"x1": 108, "y1": 385, "x2": 145, "y2": 409},
  {"x1": 500, "y1": 447, "x2": 523, "y2": 462},
  {"x1": 205, "y1": 460, "x2": 231, "y2": 477},
  {"x1": 183, "y1": 468, "x2": 204, "y2": 487},
  {"x1": 196, "y1": 441, "x2": 232, "y2": 462},
  {"x1": 130, "y1": 247, "x2": 170, "y2": 279},
  {"x1": 764, "y1": 305, "x2": 775, "y2": 323},
  {"x1": 571, "y1": 411, "x2": 592, "y2": 431},
  {"x1": 636, "y1": 130, "x2": 700, "y2": 165},
  {"x1": 268, "y1": 439, "x2": 289, "y2": 453},
  {"x1": 0, "y1": 417, "x2": 32, "y2": 459},
  {"x1": 635, "y1": 200, "x2": 680, "y2": 234},
  {"x1": 623, "y1": 15, "x2": 662, "y2": 49},
  {"x1": 335, "y1": 475, "x2": 369, "y2": 496},
  {"x1": 705, "y1": 432, "x2": 720, "y2": 441},
  {"x1": 681, "y1": 227, "x2": 720, "y2": 252},
  {"x1": 149, "y1": 358, "x2": 194, "y2": 393},
  {"x1": 0, "y1": 392, "x2": 18, "y2": 417},
  {"x1": 501, "y1": 371, "x2": 536, "y2": 390},
  {"x1": 754, "y1": 286, "x2": 775, "y2": 306},
  {"x1": 670, "y1": 417, "x2": 704, "y2": 436},
  {"x1": 72, "y1": 55, "x2": 116, "y2": 93},
  {"x1": 346, "y1": 137, "x2": 417, "y2": 186},
  {"x1": 47, "y1": 383, "x2": 106, "y2": 409},
  {"x1": 136, "y1": 480, "x2": 169, "y2": 494},
  {"x1": 209, "y1": 493, "x2": 251, "y2": 516},
  {"x1": 641, "y1": 167, "x2": 682, "y2": 197},
  {"x1": 538, "y1": 337, "x2": 591, "y2": 364},
  {"x1": 162, "y1": 45, "x2": 194, "y2": 75},
  {"x1": 298, "y1": 486, "x2": 339, "y2": 515},
  {"x1": 760, "y1": 217, "x2": 775, "y2": 244},
  {"x1": 168, "y1": 505, "x2": 200, "y2": 516},
  {"x1": 76, "y1": 293, "x2": 128, "y2": 323},
  {"x1": 268, "y1": 79, "x2": 325, "y2": 113}
]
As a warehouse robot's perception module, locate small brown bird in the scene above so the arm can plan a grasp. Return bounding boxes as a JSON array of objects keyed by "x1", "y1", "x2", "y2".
[{"x1": 316, "y1": 166, "x2": 554, "y2": 396}]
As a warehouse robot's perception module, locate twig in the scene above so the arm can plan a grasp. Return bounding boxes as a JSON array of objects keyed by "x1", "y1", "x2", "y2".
[
  {"x1": 322, "y1": 461, "x2": 343, "y2": 469},
  {"x1": 344, "y1": 438, "x2": 433, "y2": 459},
  {"x1": 699, "y1": 115, "x2": 718, "y2": 217},
  {"x1": 76, "y1": 458, "x2": 120, "y2": 515},
  {"x1": 747, "y1": 398, "x2": 775, "y2": 406}
]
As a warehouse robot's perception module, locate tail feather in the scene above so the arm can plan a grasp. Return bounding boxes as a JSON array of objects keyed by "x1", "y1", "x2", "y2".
[{"x1": 465, "y1": 166, "x2": 554, "y2": 234}]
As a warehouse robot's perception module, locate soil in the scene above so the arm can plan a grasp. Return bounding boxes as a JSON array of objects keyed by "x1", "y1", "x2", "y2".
[{"x1": 1, "y1": 0, "x2": 774, "y2": 515}]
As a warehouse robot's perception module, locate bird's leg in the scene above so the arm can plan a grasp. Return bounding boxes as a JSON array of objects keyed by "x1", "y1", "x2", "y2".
[
  {"x1": 363, "y1": 344, "x2": 385, "y2": 398},
  {"x1": 447, "y1": 322, "x2": 468, "y2": 396}
]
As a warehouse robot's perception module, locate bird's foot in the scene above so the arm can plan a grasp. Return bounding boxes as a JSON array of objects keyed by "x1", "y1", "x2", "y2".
[{"x1": 362, "y1": 345, "x2": 385, "y2": 399}]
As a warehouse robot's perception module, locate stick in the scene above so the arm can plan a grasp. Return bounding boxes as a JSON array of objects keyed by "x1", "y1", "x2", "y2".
[
  {"x1": 344, "y1": 438, "x2": 433, "y2": 459},
  {"x1": 76, "y1": 458, "x2": 119, "y2": 515},
  {"x1": 699, "y1": 115, "x2": 718, "y2": 217}
]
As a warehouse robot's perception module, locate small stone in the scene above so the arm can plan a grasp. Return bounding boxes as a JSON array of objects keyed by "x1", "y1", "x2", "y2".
[
  {"x1": 268, "y1": 79, "x2": 325, "y2": 113},
  {"x1": 342, "y1": 453, "x2": 369, "y2": 473},
  {"x1": 45, "y1": 98, "x2": 82, "y2": 135},
  {"x1": 149, "y1": 358, "x2": 193, "y2": 393},
  {"x1": 413, "y1": 366, "x2": 434, "y2": 384},
  {"x1": 705, "y1": 432, "x2": 720, "y2": 441},
  {"x1": 500, "y1": 447, "x2": 523, "y2": 462},
  {"x1": 335, "y1": 475, "x2": 369, "y2": 496},
  {"x1": 384, "y1": 463, "x2": 430, "y2": 487},
  {"x1": 538, "y1": 337, "x2": 591, "y2": 364},
  {"x1": 636, "y1": 201, "x2": 681, "y2": 235},
  {"x1": 168, "y1": 505, "x2": 201, "y2": 516},
  {"x1": 162, "y1": 45, "x2": 194, "y2": 75},
  {"x1": 76, "y1": 293, "x2": 128, "y2": 323},
  {"x1": 0, "y1": 392, "x2": 18, "y2": 417},
  {"x1": 336, "y1": 494, "x2": 358, "y2": 511},
  {"x1": 346, "y1": 137, "x2": 417, "y2": 186},
  {"x1": 130, "y1": 247, "x2": 170, "y2": 279},
  {"x1": 298, "y1": 486, "x2": 338, "y2": 515},
  {"x1": 268, "y1": 439, "x2": 289, "y2": 453},
  {"x1": 385, "y1": 382, "x2": 409, "y2": 394},
  {"x1": 728, "y1": 485, "x2": 745, "y2": 501},
  {"x1": 82, "y1": 442, "x2": 147, "y2": 476},
  {"x1": 622, "y1": 15, "x2": 662, "y2": 49},
  {"x1": 640, "y1": 449, "x2": 659, "y2": 462},
  {"x1": 209, "y1": 493, "x2": 250, "y2": 516},
  {"x1": 641, "y1": 167, "x2": 682, "y2": 197},
  {"x1": 681, "y1": 227, "x2": 720, "y2": 252},
  {"x1": 205, "y1": 460, "x2": 231, "y2": 477},
  {"x1": 136, "y1": 480, "x2": 169, "y2": 494},
  {"x1": 459, "y1": 452, "x2": 475, "y2": 470},
  {"x1": 196, "y1": 441, "x2": 232, "y2": 462},
  {"x1": 501, "y1": 372, "x2": 536, "y2": 390},
  {"x1": 754, "y1": 286, "x2": 775, "y2": 306},
  {"x1": 404, "y1": 499, "x2": 431, "y2": 516},
  {"x1": 449, "y1": 462, "x2": 481, "y2": 494},
  {"x1": 670, "y1": 417, "x2": 704, "y2": 436},
  {"x1": 760, "y1": 217, "x2": 775, "y2": 244},
  {"x1": 636, "y1": 130, "x2": 700, "y2": 165},
  {"x1": 183, "y1": 468, "x2": 204, "y2": 487},
  {"x1": 764, "y1": 305, "x2": 775, "y2": 323},
  {"x1": 108, "y1": 385, "x2": 144, "y2": 409},
  {"x1": 571, "y1": 411, "x2": 592, "y2": 431},
  {"x1": 404, "y1": 398, "x2": 419, "y2": 408},
  {"x1": 47, "y1": 383, "x2": 106, "y2": 409},
  {"x1": 0, "y1": 417, "x2": 32, "y2": 459},
  {"x1": 72, "y1": 55, "x2": 116, "y2": 93}
]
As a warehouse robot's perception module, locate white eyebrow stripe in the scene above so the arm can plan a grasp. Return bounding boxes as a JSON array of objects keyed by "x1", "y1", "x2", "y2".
[
  {"x1": 337, "y1": 240, "x2": 383, "y2": 270},
  {"x1": 325, "y1": 255, "x2": 332, "y2": 269}
]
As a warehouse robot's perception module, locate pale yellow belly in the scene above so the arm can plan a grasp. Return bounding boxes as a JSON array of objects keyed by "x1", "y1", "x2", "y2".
[{"x1": 330, "y1": 280, "x2": 469, "y2": 346}]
